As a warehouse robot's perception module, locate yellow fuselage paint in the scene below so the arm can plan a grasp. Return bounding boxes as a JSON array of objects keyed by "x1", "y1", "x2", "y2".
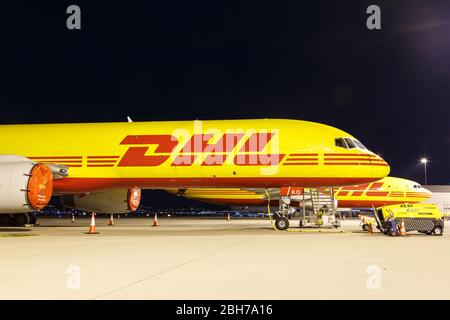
[{"x1": 0, "y1": 119, "x2": 389, "y2": 193}]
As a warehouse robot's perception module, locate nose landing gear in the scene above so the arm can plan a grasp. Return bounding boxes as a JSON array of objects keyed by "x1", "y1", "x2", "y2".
[{"x1": 274, "y1": 217, "x2": 289, "y2": 231}]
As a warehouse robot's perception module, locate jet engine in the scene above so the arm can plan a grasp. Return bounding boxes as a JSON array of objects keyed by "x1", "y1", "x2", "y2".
[
  {"x1": 0, "y1": 155, "x2": 53, "y2": 213},
  {"x1": 61, "y1": 188, "x2": 141, "y2": 213}
]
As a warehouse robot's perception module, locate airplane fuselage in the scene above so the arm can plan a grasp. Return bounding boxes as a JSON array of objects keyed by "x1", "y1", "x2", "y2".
[{"x1": 0, "y1": 119, "x2": 389, "y2": 194}]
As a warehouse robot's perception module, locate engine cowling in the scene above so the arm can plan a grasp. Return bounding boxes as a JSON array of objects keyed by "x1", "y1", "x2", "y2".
[
  {"x1": 0, "y1": 156, "x2": 53, "y2": 213},
  {"x1": 61, "y1": 188, "x2": 141, "y2": 213}
]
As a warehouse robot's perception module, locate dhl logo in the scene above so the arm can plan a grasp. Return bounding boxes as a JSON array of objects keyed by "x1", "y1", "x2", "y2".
[
  {"x1": 336, "y1": 182, "x2": 427, "y2": 199},
  {"x1": 336, "y1": 182, "x2": 385, "y2": 197},
  {"x1": 117, "y1": 133, "x2": 285, "y2": 167}
]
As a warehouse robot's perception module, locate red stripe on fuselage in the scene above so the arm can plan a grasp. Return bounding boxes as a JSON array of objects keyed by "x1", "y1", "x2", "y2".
[
  {"x1": 53, "y1": 177, "x2": 380, "y2": 194},
  {"x1": 283, "y1": 162, "x2": 319, "y2": 165},
  {"x1": 337, "y1": 199, "x2": 415, "y2": 208}
]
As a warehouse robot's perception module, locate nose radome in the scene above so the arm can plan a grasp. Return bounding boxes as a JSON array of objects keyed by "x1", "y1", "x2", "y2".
[
  {"x1": 370, "y1": 154, "x2": 390, "y2": 179},
  {"x1": 423, "y1": 187, "x2": 433, "y2": 199}
]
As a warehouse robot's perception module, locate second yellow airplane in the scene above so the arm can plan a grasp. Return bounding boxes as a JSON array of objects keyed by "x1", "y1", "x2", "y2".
[{"x1": 166, "y1": 176, "x2": 431, "y2": 208}]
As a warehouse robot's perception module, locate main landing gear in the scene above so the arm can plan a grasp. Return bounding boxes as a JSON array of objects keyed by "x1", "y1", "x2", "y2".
[{"x1": 0, "y1": 213, "x2": 36, "y2": 227}]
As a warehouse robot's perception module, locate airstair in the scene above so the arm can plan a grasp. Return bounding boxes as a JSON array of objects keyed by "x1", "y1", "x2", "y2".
[
  {"x1": 298, "y1": 187, "x2": 340, "y2": 228},
  {"x1": 272, "y1": 187, "x2": 340, "y2": 230}
]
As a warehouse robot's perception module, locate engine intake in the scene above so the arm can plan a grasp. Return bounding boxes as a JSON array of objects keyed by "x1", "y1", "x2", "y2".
[
  {"x1": 0, "y1": 157, "x2": 53, "y2": 213},
  {"x1": 61, "y1": 188, "x2": 141, "y2": 213}
]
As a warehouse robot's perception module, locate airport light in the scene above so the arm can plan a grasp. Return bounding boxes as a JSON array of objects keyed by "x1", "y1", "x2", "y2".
[{"x1": 420, "y1": 158, "x2": 428, "y2": 185}]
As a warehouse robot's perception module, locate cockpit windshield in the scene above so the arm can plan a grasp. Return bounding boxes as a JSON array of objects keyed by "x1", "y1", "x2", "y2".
[
  {"x1": 335, "y1": 137, "x2": 367, "y2": 150},
  {"x1": 353, "y1": 140, "x2": 367, "y2": 150},
  {"x1": 344, "y1": 138, "x2": 356, "y2": 149},
  {"x1": 335, "y1": 138, "x2": 347, "y2": 149}
]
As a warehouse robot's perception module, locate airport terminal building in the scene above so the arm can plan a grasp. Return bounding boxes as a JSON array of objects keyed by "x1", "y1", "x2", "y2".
[{"x1": 424, "y1": 185, "x2": 450, "y2": 216}]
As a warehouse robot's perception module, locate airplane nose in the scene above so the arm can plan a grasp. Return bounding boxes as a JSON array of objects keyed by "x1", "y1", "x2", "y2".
[
  {"x1": 370, "y1": 154, "x2": 390, "y2": 179},
  {"x1": 423, "y1": 187, "x2": 433, "y2": 199}
]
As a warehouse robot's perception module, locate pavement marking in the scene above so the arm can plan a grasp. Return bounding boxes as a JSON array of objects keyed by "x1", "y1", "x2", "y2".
[
  {"x1": 0, "y1": 233, "x2": 38, "y2": 238},
  {"x1": 93, "y1": 235, "x2": 259, "y2": 300}
]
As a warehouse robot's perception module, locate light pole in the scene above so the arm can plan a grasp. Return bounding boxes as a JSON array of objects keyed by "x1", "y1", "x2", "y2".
[{"x1": 420, "y1": 158, "x2": 428, "y2": 185}]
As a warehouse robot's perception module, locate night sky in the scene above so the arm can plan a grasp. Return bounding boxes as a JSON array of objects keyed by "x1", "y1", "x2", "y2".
[{"x1": 0, "y1": 1, "x2": 449, "y2": 207}]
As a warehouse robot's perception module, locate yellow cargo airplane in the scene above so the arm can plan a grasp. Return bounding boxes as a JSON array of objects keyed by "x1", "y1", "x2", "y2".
[
  {"x1": 0, "y1": 119, "x2": 389, "y2": 226},
  {"x1": 166, "y1": 176, "x2": 431, "y2": 208}
]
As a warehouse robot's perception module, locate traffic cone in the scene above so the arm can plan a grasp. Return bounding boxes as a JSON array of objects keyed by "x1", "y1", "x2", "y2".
[
  {"x1": 86, "y1": 212, "x2": 99, "y2": 234},
  {"x1": 152, "y1": 212, "x2": 159, "y2": 227},
  {"x1": 71, "y1": 213, "x2": 75, "y2": 223},
  {"x1": 227, "y1": 213, "x2": 231, "y2": 221},
  {"x1": 107, "y1": 213, "x2": 114, "y2": 226},
  {"x1": 399, "y1": 219, "x2": 407, "y2": 236}
]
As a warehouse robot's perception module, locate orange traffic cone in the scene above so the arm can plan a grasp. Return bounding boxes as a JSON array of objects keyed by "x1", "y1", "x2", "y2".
[
  {"x1": 108, "y1": 213, "x2": 114, "y2": 226},
  {"x1": 227, "y1": 213, "x2": 231, "y2": 221},
  {"x1": 86, "y1": 212, "x2": 99, "y2": 234},
  {"x1": 399, "y1": 219, "x2": 407, "y2": 236},
  {"x1": 152, "y1": 212, "x2": 159, "y2": 227},
  {"x1": 71, "y1": 213, "x2": 75, "y2": 223}
]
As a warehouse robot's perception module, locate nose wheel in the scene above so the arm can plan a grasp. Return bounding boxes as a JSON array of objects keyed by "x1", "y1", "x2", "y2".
[{"x1": 275, "y1": 217, "x2": 289, "y2": 231}]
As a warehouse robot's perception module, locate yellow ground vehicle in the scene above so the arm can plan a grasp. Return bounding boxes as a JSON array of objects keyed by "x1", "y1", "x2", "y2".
[{"x1": 376, "y1": 203, "x2": 444, "y2": 236}]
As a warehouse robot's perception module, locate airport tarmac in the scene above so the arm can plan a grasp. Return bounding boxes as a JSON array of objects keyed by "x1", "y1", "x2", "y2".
[{"x1": 1, "y1": 216, "x2": 450, "y2": 300}]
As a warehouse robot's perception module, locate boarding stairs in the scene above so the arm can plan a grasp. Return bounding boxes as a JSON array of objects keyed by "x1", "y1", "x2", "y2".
[{"x1": 299, "y1": 187, "x2": 340, "y2": 228}]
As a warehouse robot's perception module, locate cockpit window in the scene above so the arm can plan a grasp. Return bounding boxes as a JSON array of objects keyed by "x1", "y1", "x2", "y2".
[
  {"x1": 336, "y1": 137, "x2": 368, "y2": 150},
  {"x1": 353, "y1": 140, "x2": 367, "y2": 150},
  {"x1": 335, "y1": 138, "x2": 347, "y2": 149},
  {"x1": 344, "y1": 138, "x2": 357, "y2": 149}
]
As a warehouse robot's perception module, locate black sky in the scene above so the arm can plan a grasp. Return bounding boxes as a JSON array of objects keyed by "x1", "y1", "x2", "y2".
[{"x1": 0, "y1": 0, "x2": 449, "y2": 193}]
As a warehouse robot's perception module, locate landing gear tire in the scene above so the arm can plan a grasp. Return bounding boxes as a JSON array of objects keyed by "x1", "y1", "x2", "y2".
[
  {"x1": 388, "y1": 229, "x2": 397, "y2": 237},
  {"x1": 13, "y1": 213, "x2": 30, "y2": 226},
  {"x1": 275, "y1": 217, "x2": 289, "y2": 231},
  {"x1": 28, "y1": 214, "x2": 37, "y2": 225},
  {"x1": 433, "y1": 226, "x2": 443, "y2": 236},
  {"x1": 0, "y1": 214, "x2": 13, "y2": 226}
]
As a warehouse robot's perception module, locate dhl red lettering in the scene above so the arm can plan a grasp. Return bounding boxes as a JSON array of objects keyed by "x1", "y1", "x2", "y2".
[
  {"x1": 118, "y1": 147, "x2": 171, "y2": 167},
  {"x1": 120, "y1": 135, "x2": 178, "y2": 153},
  {"x1": 341, "y1": 184, "x2": 370, "y2": 191},
  {"x1": 202, "y1": 154, "x2": 228, "y2": 166},
  {"x1": 118, "y1": 134, "x2": 284, "y2": 167},
  {"x1": 118, "y1": 135, "x2": 178, "y2": 167},
  {"x1": 180, "y1": 133, "x2": 244, "y2": 153},
  {"x1": 204, "y1": 133, "x2": 244, "y2": 153},
  {"x1": 369, "y1": 182, "x2": 384, "y2": 189},
  {"x1": 239, "y1": 133, "x2": 275, "y2": 152},
  {"x1": 179, "y1": 134, "x2": 214, "y2": 153},
  {"x1": 171, "y1": 154, "x2": 198, "y2": 166}
]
